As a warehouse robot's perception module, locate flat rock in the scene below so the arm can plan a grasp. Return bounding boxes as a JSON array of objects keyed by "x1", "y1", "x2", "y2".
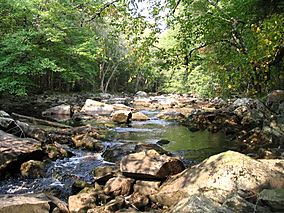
[
  {"x1": 0, "y1": 130, "x2": 44, "y2": 177},
  {"x1": 120, "y1": 150, "x2": 185, "y2": 179},
  {"x1": 81, "y1": 99, "x2": 114, "y2": 116},
  {"x1": 0, "y1": 193, "x2": 50, "y2": 213},
  {"x1": 0, "y1": 193, "x2": 68, "y2": 213},
  {"x1": 150, "y1": 151, "x2": 284, "y2": 207}
]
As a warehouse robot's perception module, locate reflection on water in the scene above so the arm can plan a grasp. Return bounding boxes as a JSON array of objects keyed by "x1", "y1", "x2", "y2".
[{"x1": 113, "y1": 118, "x2": 235, "y2": 161}]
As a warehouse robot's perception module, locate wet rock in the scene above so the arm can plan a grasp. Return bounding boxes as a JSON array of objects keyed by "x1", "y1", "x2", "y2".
[
  {"x1": 266, "y1": 90, "x2": 284, "y2": 114},
  {"x1": 20, "y1": 160, "x2": 45, "y2": 178},
  {"x1": 45, "y1": 143, "x2": 71, "y2": 159},
  {"x1": 132, "y1": 112, "x2": 149, "y2": 121},
  {"x1": 42, "y1": 104, "x2": 71, "y2": 116},
  {"x1": 0, "y1": 193, "x2": 68, "y2": 213},
  {"x1": 133, "y1": 180, "x2": 160, "y2": 196},
  {"x1": 156, "y1": 139, "x2": 170, "y2": 146},
  {"x1": 81, "y1": 99, "x2": 114, "y2": 116},
  {"x1": 92, "y1": 166, "x2": 118, "y2": 184},
  {"x1": 167, "y1": 195, "x2": 232, "y2": 213},
  {"x1": 128, "y1": 192, "x2": 149, "y2": 210},
  {"x1": 111, "y1": 110, "x2": 132, "y2": 124},
  {"x1": 72, "y1": 134, "x2": 104, "y2": 151},
  {"x1": 150, "y1": 151, "x2": 284, "y2": 207},
  {"x1": 0, "y1": 130, "x2": 45, "y2": 178},
  {"x1": 259, "y1": 189, "x2": 284, "y2": 211},
  {"x1": 102, "y1": 145, "x2": 134, "y2": 163},
  {"x1": 120, "y1": 150, "x2": 185, "y2": 179},
  {"x1": 71, "y1": 180, "x2": 92, "y2": 194},
  {"x1": 157, "y1": 110, "x2": 186, "y2": 121},
  {"x1": 104, "y1": 176, "x2": 134, "y2": 197}
]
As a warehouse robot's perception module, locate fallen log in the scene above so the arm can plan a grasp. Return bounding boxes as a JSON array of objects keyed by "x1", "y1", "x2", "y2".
[{"x1": 12, "y1": 113, "x2": 71, "y2": 129}]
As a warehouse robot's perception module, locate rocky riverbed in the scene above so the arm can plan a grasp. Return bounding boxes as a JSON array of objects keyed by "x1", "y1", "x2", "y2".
[{"x1": 0, "y1": 91, "x2": 284, "y2": 212}]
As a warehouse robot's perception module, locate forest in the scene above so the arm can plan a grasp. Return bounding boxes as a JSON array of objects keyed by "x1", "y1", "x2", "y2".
[{"x1": 0, "y1": 0, "x2": 283, "y2": 97}]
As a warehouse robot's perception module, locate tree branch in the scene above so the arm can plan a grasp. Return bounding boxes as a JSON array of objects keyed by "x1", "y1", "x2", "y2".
[{"x1": 87, "y1": 0, "x2": 119, "y2": 22}]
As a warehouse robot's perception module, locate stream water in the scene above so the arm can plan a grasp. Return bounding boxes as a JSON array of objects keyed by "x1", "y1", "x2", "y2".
[{"x1": 0, "y1": 110, "x2": 236, "y2": 200}]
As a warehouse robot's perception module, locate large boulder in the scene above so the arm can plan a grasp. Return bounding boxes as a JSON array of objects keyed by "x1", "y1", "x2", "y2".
[
  {"x1": 120, "y1": 150, "x2": 185, "y2": 179},
  {"x1": 150, "y1": 151, "x2": 284, "y2": 207},
  {"x1": 0, "y1": 193, "x2": 68, "y2": 213},
  {"x1": 80, "y1": 99, "x2": 114, "y2": 116},
  {"x1": 0, "y1": 130, "x2": 45, "y2": 178}
]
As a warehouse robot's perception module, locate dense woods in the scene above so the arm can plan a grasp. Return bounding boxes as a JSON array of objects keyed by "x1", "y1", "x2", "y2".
[{"x1": 0, "y1": 0, "x2": 283, "y2": 97}]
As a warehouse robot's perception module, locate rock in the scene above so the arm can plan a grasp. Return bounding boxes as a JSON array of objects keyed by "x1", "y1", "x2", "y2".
[
  {"x1": 113, "y1": 104, "x2": 133, "y2": 111},
  {"x1": 0, "y1": 193, "x2": 68, "y2": 213},
  {"x1": 157, "y1": 110, "x2": 186, "y2": 121},
  {"x1": 102, "y1": 145, "x2": 134, "y2": 163},
  {"x1": 89, "y1": 196, "x2": 125, "y2": 213},
  {"x1": 42, "y1": 104, "x2": 71, "y2": 116},
  {"x1": 71, "y1": 180, "x2": 92, "y2": 194},
  {"x1": 135, "y1": 91, "x2": 148, "y2": 97},
  {"x1": 156, "y1": 139, "x2": 170, "y2": 146},
  {"x1": 133, "y1": 180, "x2": 161, "y2": 196},
  {"x1": 92, "y1": 166, "x2": 118, "y2": 184},
  {"x1": 45, "y1": 143, "x2": 71, "y2": 159},
  {"x1": 81, "y1": 99, "x2": 114, "y2": 116},
  {"x1": 167, "y1": 195, "x2": 232, "y2": 213},
  {"x1": 111, "y1": 110, "x2": 132, "y2": 124},
  {"x1": 131, "y1": 112, "x2": 149, "y2": 121},
  {"x1": 0, "y1": 111, "x2": 10, "y2": 117},
  {"x1": 259, "y1": 189, "x2": 284, "y2": 210},
  {"x1": 120, "y1": 150, "x2": 185, "y2": 179},
  {"x1": 150, "y1": 151, "x2": 284, "y2": 207},
  {"x1": 266, "y1": 90, "x2": 284, "y2": 114},
  {"x1": 0, "y1": 130, "x2": 45, "y2": 178},
  {"x1": 104, "y1": 176, "x2": 134, "y2": 197},
  {"x1": 0, "y1": 193, "x2": 50, "y2": 213},
  {"x1": 128, "y1": 192, "x2": 149, "y2": 210},
  {"x1": 0, "y1": 117, "x2": 15, "y2": 130},
  {"x1": 222, "y1": 194, "x2": 269, "y2": 213},
  {"x1": 134, "y1": 143, "x2": 171, "y2": 156},
  {"x1": 68, "y1": 190, "x2": 109, "y2": 213},
  {"x1": 71, "y1": 134, "x2": 104, "y2": 151},
  {"x1": 20, "y1": 160, "x2": 45, "y2": 178}
]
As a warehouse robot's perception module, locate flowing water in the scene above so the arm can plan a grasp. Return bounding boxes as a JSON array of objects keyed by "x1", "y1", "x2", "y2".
[{"x1": 0, "y1": 110, "x2": 236, "y2": 200}]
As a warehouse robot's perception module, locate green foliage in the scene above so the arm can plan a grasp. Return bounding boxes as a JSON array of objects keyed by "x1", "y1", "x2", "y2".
[{"x1": 154, "y1": 0, "x2": 284, "y2": 97}]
